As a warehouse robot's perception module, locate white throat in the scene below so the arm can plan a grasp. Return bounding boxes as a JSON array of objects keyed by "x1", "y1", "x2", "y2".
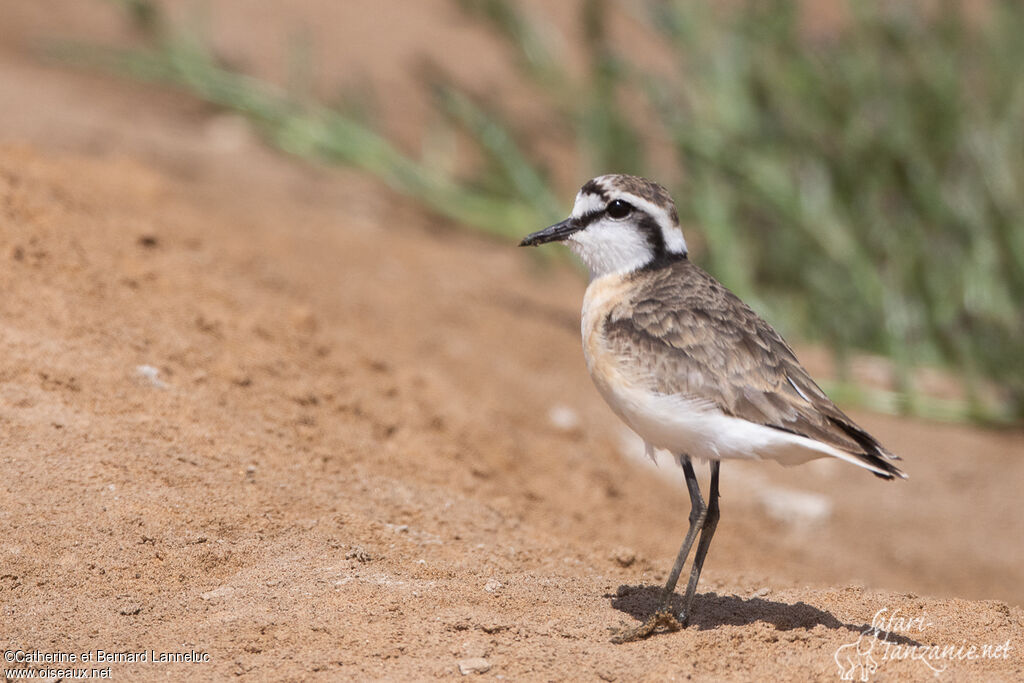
[{"x1": 567, "y1": 221, "x2": 654, "y2": 278}]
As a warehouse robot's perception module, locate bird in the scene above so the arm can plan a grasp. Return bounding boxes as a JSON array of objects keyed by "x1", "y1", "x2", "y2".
[{"x1": 519, "y1": 174, "x2": 906, "y2": 643}]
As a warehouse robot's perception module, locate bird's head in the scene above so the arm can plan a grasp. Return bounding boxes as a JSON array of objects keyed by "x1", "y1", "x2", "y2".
[{"x1": 519, "y1": 174, "x2": 687, "y2": 278}]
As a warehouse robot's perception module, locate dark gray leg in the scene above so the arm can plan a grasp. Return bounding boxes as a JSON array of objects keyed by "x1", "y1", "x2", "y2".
[
  {"x1": 679, "y1": 460, "x2": 720, "y2": 624},
  {"x1": 661, "y1": 457, "x2": 707, "y2": 599},
  {"x1": 611, "y1": 456, "x2": 707, "y2": 643}
]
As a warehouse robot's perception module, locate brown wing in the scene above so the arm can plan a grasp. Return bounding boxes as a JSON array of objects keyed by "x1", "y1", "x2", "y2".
[{"x1": 604, "y1": 259, "x2": 904, "y2": 479}]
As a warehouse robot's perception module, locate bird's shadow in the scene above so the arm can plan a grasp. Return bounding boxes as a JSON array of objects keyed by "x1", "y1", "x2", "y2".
[{"x1": 608, "y1": 585, "x2": 922, "y2": 646}]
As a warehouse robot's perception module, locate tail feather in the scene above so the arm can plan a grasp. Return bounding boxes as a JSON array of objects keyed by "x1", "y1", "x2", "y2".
[{"x1": 828, "y1": 417, "x2": 906, "y2": 480}]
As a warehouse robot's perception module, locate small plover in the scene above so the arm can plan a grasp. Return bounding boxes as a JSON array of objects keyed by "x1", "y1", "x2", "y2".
[{"x1": 520, "y1": 174, "x2": 905, "y2": 643}]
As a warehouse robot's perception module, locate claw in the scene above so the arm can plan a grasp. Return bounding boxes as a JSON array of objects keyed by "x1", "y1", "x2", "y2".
[{"x1": 609, "y1": 609, "x2": 684, "y2": 644}]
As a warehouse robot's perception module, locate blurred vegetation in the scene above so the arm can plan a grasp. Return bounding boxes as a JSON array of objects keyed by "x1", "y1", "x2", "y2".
[{"x1": 51, "y1": 0, "x2": 1024, "y2": 422}]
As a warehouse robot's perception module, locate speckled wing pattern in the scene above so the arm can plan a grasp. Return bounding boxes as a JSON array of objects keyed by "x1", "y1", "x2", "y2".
[{"x1": 603, "y1": 259, "x2": 904, "y2": 479}]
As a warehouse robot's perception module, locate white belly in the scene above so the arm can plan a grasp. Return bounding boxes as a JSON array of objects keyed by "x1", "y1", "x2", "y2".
[{"x1": 594, "y1": 379, "x2": 837, "y2": 466}]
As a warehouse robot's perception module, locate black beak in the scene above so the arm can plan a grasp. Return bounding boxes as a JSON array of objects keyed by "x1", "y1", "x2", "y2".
[{"x1": 518, "y1": 218, "x2": 579, "y2": 247}]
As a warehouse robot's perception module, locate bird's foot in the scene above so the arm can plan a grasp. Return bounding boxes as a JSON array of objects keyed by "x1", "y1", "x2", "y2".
[{"x1": 609, "y1": 609, "x2": 685, "y2": 644}]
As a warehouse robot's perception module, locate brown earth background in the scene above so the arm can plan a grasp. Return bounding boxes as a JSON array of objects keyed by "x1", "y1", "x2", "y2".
[{"x1": 1, "y1": 2, "x2": 1022, "y2": 681}]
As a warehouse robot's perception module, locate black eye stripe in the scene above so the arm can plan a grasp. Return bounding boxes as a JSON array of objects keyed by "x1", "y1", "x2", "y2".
[
  {"x1": 574, "y1": 204, "x2": 664, "y2": 256},
  {"x1": 636, "y1": 213, "x2": 666, "y2": 257},
  {"x1": 574, "y1": 208, "x2": 603, "y2": 229},
  {"x1": 575, "y1": 203, "x2": 656, "y2": 227}
]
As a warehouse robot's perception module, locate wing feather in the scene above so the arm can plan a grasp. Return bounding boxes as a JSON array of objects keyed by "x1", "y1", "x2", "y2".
[{"x1": 604, "y1": 260, "x2": 904, "y2": 478}]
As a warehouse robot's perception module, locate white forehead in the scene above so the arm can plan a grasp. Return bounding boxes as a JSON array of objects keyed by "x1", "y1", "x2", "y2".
[{"x1": 571, "y1": 191, "x2": 605, "y2": 218}]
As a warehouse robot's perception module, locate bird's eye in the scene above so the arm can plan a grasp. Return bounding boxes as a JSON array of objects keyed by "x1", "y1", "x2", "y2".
[{"x1": 607, "y1": 199, "x2": 632, "y2": 219}]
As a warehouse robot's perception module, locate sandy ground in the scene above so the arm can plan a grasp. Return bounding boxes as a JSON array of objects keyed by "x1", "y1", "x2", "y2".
[{"x1": 1, "y1": 2, "x2": 1023, "y2": 681}]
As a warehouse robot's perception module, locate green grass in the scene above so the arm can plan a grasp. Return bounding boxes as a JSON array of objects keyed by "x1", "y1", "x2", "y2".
[
  {"x1": 48, "y1": 5, "x2": 559, "y2": 241},
  {"x1": 50, "y1": 0, "x2": 1024, "y2": 423}
]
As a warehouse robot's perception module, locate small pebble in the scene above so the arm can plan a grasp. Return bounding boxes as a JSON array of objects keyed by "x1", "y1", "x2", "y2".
[
  {"x1": 200, "y1": 586, "x2": 234, "y2": 602},
  {"x1": 346, "y1": 548, "x2": 372, "y2": 563},
  {"x1": 135, "y1": 364, "x2": 168, "y2": 389},
  {"x1": 458, "y1": 658, "x2": 491, "y2": 675},
  {"x1": 547, "y1": 404, "x2": 580, "y2": 431},
  {"x1": 611, "y1": 548, "x2": 636, "y2": 568}
]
